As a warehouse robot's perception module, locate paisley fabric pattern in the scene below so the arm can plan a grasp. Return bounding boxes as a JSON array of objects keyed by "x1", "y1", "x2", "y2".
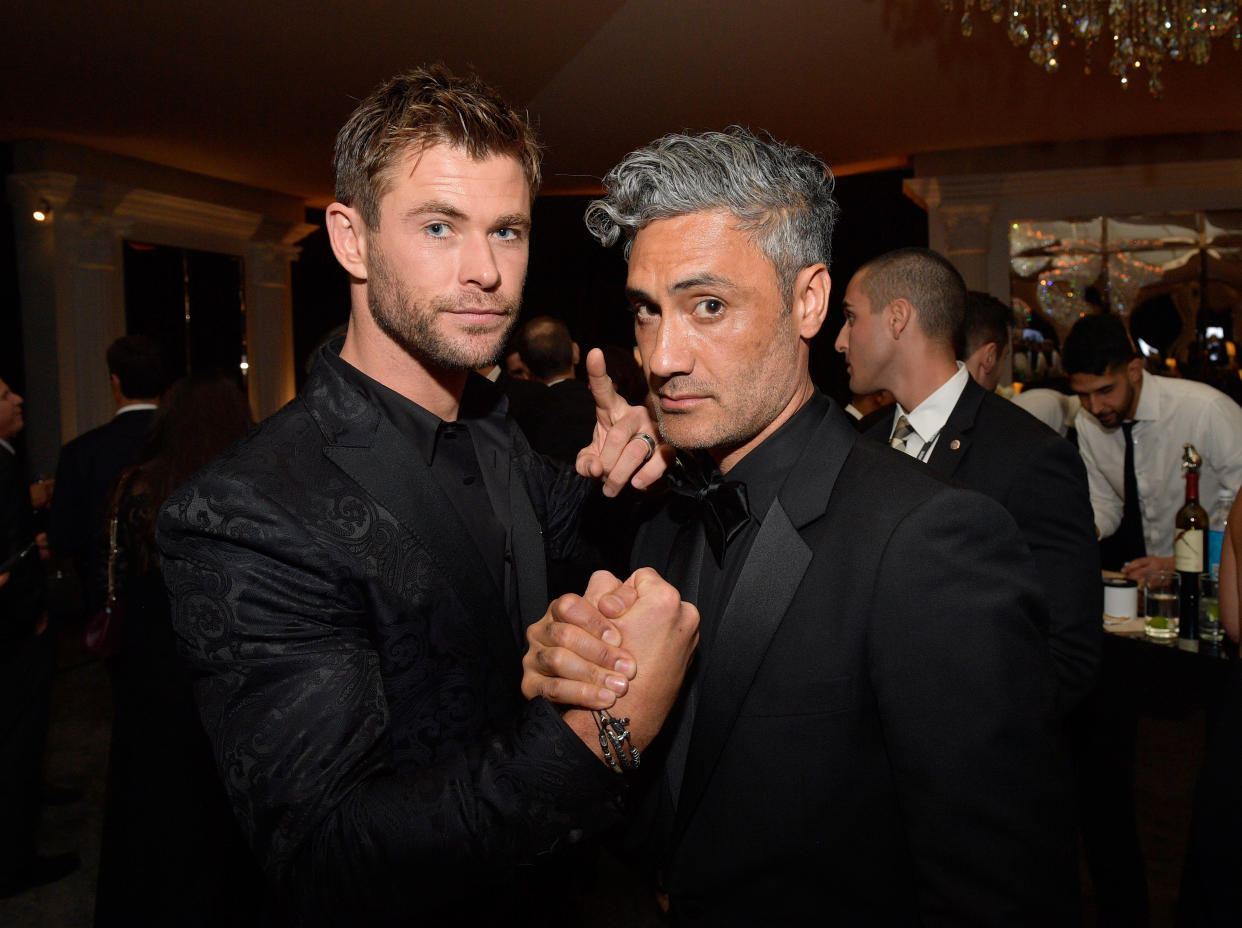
[{"x1": 158, "y1": 347, "x2": 623, "y2": 924}]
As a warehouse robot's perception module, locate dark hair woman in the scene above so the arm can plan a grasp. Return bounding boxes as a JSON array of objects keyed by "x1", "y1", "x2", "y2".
[{"x1": 93, "y1": 373, "x2": 266, "y2": 927}]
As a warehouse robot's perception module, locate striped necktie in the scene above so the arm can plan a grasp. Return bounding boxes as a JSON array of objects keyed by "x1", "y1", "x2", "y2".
[{"x1": 890, "y1": 414, "x2": 915, "y2": 453}]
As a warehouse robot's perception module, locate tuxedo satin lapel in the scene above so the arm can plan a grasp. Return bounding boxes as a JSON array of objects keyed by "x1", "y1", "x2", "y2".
[
  {"x1": 673, "y1": 502, "x2": 811, "y2": 838},
  {"x1": 324, "y1": 417, "x2": 513, "y2": 656},
  {"x1": 672, "y1": 405, "x2": 850, "y2": 838},
  {"x1": 927, "y1": 378, "x2": 982, "y2": 479}
]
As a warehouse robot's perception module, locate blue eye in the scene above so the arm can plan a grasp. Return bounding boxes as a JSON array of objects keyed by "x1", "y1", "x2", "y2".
[
  {"x1": 426, "y1": 222, "x2": 449, "y2": 237},
  {"x1": 494, "y1": 227, "x2": 517, "y2": 240}
]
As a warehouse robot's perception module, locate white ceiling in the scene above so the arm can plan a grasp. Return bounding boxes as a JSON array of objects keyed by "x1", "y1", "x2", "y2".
[{"x1": 3, "y1": 0, "x2": 1241, "y2": 203}]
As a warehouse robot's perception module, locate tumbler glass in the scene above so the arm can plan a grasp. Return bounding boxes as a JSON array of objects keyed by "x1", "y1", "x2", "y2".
[{"x1": 1143, "y1": 570, "x2": 1179, "y2": 641}]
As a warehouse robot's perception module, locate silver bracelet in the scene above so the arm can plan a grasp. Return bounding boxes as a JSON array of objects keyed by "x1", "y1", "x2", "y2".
[{"x1": 593, "y1": 709, "x2": 641, "y2": 774}]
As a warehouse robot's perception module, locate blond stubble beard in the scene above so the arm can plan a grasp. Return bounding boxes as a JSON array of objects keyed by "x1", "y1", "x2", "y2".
[{"x1": 366, "y1": 242, "x2": 519, "y2": 371}]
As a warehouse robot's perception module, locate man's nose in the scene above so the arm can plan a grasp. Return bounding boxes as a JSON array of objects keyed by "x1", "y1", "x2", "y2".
[
  {"x1": 460, "y1": 234, "x2": 500, "y2": 289},
  {"x1": 834, "y1": 323, "x2": 849, "y2": 355},
  {"x1": 645, "y1": 317, "x2": 693, "y2": 379}
]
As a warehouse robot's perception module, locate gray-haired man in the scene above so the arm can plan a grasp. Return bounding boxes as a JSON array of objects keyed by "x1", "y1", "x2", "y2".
[{"x1": 524, "y1": 128, "x2": 1079, "y2": 925}]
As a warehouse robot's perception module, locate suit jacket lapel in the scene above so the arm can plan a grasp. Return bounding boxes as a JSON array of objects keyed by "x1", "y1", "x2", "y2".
[
  {"x1": 325, "y1": 419, "x2": 509, "y2": 620},
  {"x1": 926, "y1": 376, "x2": 982, "y2": 479},
  {"x1": 672, "y1": 407, "x2": 854, "y2": 838},
  {"x1": 468, "y1": 410, "x2": 549, "y2": 633},
  {"x1": 311, "y1": 363, "x2": 518, "y2": 670},
  {"x1": 508, "y1": 465, "x2": 549, "y2": 632}
]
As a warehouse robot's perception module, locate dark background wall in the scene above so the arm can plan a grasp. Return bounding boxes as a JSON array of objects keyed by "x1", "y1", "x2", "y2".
[
  {"x1": 1, "y1": 158, "x2": 927, "y2": 408},
  {"x1": 0, "y1": 144, "x2": 25, "y2": 395}
]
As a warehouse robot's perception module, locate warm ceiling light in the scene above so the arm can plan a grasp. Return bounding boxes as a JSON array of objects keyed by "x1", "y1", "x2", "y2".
[{"x1": 32, "y1": 200, "x2": 51, "y2": 222}]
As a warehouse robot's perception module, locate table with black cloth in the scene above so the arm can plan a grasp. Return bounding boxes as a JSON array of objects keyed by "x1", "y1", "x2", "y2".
[{"x1": 1072, "y1": 614, "x2": 1236, "y2": 927}]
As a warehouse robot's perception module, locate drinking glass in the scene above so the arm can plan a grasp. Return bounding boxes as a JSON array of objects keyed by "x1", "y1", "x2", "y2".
[
  {"x1": 1144, "y1": 570, "x2": 1179, "y2": 641},
  {"x1": 1199, "y1": 575, "x2": 1223, "y2": 644}
]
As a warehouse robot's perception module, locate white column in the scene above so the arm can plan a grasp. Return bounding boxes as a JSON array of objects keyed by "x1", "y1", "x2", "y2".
[
  {"x1": 245, "y1": 241, "x2": 303, "y2": 420},
  {"x1": 54, "y1": 208, "x2": 132, "y2": 440},
  {"x1": 7, "y1": 173, "x2": 132, "y2": 473}
]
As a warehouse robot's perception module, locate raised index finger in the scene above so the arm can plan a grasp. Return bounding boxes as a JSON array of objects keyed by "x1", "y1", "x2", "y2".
[{"x1": 585, "y1": 348, "x2": 622, "y2": 422}]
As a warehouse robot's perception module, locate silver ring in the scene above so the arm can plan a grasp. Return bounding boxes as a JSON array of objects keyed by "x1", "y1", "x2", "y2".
[{"x1": 633, "y1": 432, "x2": 657, "y2": 464}]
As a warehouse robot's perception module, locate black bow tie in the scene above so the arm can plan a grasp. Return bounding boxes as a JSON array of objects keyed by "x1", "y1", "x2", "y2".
[{"x1": 667, "y1": 455, "x2": 751, "y2": 564}]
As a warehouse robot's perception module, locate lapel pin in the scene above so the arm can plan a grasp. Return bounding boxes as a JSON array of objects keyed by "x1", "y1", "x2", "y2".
[{"x1": 950, "y1": 439, "x2": 961, "y2": 450}]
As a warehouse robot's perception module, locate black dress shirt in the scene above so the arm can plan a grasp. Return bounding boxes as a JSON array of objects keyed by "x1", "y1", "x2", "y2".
[{"x1": 326, "y1": 349, "x2": 511, "y2": 593}]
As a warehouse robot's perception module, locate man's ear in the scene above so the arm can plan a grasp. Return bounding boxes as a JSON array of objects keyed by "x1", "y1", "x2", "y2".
[
  {"x1": 887, "y1": 298, "x2": 913, "y2": 339},
  {"x1": 325, "y1": 202, "x2": 369, "y2": 280},
  {"x1": 1125, "y1": 355, "x2": 1145, "y2": 386},
  {"x1": 572, "y1": 342, "x2": 581, "y2": 367},
  {"x1": 792, "y1": 264, "x2": 831, "y2": 339},
  {"x1": 981, "y1": 341, "x2": 999, "y2": 374}
]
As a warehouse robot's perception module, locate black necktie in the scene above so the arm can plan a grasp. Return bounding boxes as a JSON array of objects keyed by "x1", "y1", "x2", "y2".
[
  {"x1": 1117, "y1": 420, "x2": 1147, "y2": 561},
  {"x1": 666, "y1": 456, "x2": 751, "y2": 565}
]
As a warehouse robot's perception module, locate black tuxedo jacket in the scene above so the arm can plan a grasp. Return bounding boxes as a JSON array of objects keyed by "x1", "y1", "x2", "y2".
[
  {"x1": 865, "y1": 378, "x2": 1101, "y2": 712},
  {"x1": 158, "y1": 347, "x2": 623, "y2": 925},
  {"x1": 634, "y1": 402, "x2": 1078, "y2": 926},
  {"x1": 50, "y1": 407, "x2": 155, "y2": 605}
]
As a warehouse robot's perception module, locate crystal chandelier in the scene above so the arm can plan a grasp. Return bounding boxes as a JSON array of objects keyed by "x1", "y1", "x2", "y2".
[{"x1": 949, "y1": 0, "x2": 1241, "y2": 97}]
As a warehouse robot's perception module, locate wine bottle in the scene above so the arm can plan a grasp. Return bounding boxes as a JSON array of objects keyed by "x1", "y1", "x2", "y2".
[{"x1": 1175, "y1": 443, "x2": 1208, "y2": 645}]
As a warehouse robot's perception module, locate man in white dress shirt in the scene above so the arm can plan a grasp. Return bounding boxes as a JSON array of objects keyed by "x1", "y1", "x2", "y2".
[{"x1": 1064, "y1": 313, "x2": 1242, "y2": 578}]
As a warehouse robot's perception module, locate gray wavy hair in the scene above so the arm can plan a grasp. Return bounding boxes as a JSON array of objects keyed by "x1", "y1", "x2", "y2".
[{"x1": 584, "y1": 127, "x2": 839, "y2": 300}]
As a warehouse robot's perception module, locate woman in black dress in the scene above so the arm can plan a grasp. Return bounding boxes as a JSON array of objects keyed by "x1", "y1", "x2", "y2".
[{"x1": 94, "y1": 373, "x2": 267, "y2": 927}]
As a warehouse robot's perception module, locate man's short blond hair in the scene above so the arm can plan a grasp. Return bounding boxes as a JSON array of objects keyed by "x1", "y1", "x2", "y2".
[{"x1": 333, "y1": 64, "x2": 542, "y2": 229}]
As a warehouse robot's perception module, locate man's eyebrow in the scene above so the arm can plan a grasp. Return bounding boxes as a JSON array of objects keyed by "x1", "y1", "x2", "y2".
[
  {"x1": 494, "y1": 213, "x2": 531, "y2": 229},
  {"x1": 625, "y1": 274, "x2": 737, "y2": 306},
  {"x1": 625, "y1": 285, "x2": 656, "y2": 305},
  {"x1": 403, "y1": 201, "x2": 466, "y2": 220},
  {"x1": 670, "y1": 272, "x2": 734, "y2": 293}
]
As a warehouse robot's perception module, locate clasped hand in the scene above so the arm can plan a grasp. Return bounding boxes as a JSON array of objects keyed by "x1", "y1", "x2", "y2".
[{"x1": 523, "y1": 568, "x2": 699, "y2": 753}]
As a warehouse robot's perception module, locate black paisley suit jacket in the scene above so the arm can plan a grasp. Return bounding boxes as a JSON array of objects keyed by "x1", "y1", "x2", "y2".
[{"x1": 158, "y1": 344, "x2": 623, "y2": 926}]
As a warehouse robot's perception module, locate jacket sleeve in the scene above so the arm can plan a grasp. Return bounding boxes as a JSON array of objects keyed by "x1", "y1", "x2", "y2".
[
  {"x1": 868, "y1": 488, "x2": 1080, "y2": 926},
  {"x1": 157, "y1": 471, "x2": 624, "y2": 924},
  {"x1": 511, "y1": 430, "x2": 596, "y2": 562},
  {"x1": 1005, "y1": 433, "x2": 1102, "y2": 713}
]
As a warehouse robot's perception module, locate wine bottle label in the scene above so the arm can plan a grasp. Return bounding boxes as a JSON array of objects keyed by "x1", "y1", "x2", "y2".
[{"x1": 1175, "y1": 528, "x2": 1204, "y2": 573}]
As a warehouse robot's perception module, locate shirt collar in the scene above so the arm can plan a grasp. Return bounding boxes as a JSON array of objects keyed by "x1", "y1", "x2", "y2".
[
  {"x1": 1131, "y1": 368, "x2": 1161, "y2": 423},
  {"x1": 728, "y1": 391, "x2": 830, "y2": 520},
  {"x1": 116, "y1": 403, "x2": 158, "y2": 416},
  {"x1": 893, "y1": 362, "x2": 969, "y2": 444},
  {"x1": 322, "y1": 339, "x2": 507, "y2": 465}
]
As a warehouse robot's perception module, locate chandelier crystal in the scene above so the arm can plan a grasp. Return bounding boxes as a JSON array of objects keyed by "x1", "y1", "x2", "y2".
[{"x1": 948, "y1": 0, "x2": 1241, "y2": 96}]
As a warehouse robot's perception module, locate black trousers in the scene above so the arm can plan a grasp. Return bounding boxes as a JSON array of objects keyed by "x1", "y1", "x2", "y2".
[{"x1": 0, "y1": 626, "x2": 57, "y2": 884}]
